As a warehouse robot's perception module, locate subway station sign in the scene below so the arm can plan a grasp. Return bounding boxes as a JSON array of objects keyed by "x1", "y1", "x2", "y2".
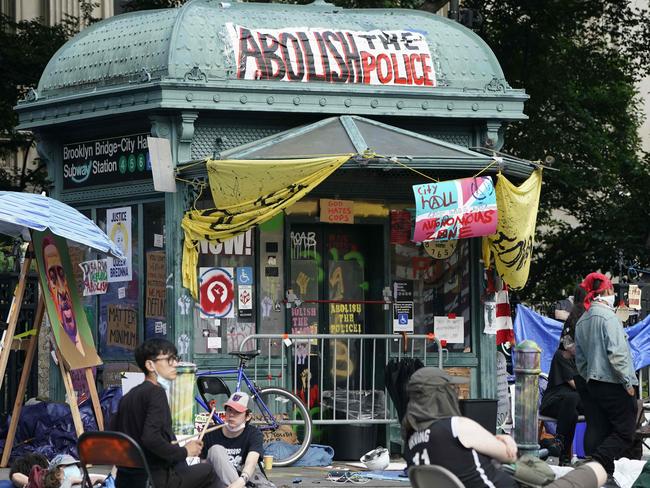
[
  {"x1": 62, "y1": 134, "x2": 151, "y2": 189},
  {"x1": 226, "y1": 24, "x2": 436, "y2": 87}
]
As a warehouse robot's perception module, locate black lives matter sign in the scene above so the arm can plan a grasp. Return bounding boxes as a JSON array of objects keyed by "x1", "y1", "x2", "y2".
[
  {"x1": 226, "y1": 24, "x2": 436, "y2": 87},
  {"x1": 62, "y1": 134, "x2": 151, "y2": 189}
]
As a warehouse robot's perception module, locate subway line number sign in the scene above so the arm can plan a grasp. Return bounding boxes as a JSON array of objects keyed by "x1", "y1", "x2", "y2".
[{"x1": 226, "y1": 24, "x2": 436, "y2": 87}]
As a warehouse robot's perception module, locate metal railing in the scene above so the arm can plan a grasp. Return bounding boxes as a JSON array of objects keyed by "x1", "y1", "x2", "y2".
[{"x1": 239, "y1": 333, "x2": 445, "y2": 425}]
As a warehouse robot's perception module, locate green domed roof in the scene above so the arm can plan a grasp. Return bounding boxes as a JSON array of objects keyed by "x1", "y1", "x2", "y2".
[{"x1": 37, "y1": 0, "x2": 512, "y2": 98}]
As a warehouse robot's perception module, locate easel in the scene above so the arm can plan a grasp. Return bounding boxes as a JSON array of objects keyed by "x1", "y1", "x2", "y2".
[{"x1": 0, "y1": 244, "x2": 104, "y2": 467}]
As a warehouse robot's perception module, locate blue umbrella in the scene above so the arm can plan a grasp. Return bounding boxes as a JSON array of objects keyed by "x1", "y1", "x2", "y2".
[{"x1": 0, "y1": 191, "x2": 124, "y2": 258}]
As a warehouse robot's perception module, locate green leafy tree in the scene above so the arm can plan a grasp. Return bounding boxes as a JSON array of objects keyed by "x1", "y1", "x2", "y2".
[
  {"x1": 0, "y1": 15, "x2": 77, "y2": 192},
  {"x1": 461, "y1": 0, "x2": 650, "y2": 304}
]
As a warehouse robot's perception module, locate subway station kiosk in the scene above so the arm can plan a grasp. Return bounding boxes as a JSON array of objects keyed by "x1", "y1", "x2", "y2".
[{"x1": 16, "y1": 0, "x2": 531, "y2": 449}]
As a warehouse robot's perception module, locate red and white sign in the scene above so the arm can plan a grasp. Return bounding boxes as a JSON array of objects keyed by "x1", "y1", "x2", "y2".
[
  {"x1": 199, "y1": 267, "x2": 235, "y2": 318},
  {"x1": 225, "y1": 24, "x2": 435, "y2": 87}
]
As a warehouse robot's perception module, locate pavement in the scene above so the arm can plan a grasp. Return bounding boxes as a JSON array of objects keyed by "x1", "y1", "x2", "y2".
[{"x1": 0, "y1": 462, "x2": 412, "y2": 487}]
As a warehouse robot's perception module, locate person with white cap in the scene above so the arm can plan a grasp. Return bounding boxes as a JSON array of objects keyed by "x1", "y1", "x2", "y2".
[
  {"x1": 202, "y1": 392, "x2": 272, "y2": 488},
  {"x1": 402, "y1": 367, "x2": 607, "y2": 488}
]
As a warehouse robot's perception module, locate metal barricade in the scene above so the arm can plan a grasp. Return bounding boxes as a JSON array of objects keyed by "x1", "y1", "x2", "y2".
[{"x1": 239, "y1": 334, "x2": 445, "y2": 425}]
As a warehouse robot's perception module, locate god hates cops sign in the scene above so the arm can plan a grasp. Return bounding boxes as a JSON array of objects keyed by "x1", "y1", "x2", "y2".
[{"x1": 226, "y1": 24, "x2": 435, "y2": 87}]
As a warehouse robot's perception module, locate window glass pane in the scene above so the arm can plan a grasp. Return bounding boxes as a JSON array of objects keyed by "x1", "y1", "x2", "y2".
[
  {"x1": 97, "y1": 205, "x2": 139, "y2": 359},
  {"x1": 193, "y1": 229, "x2": 256, "y2": 354},
  {"x1": 391, "y1": 233, "x2": 471, "y2": 352}
]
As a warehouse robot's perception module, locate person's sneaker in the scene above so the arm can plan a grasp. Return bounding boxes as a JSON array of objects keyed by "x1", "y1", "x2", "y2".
[
  {"x1": 603, "y1": 476, "x2": 621, "y2": 488},
  {"x1": 571, "y1": 456, "x2": 593, "y2": 468}
]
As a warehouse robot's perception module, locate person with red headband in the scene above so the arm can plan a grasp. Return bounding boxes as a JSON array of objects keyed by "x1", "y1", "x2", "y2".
[{"x1": 574, "y1": 272, "x2": 637, "y2": 488}]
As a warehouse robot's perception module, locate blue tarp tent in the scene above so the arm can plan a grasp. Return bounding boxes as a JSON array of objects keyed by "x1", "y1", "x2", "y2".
[
  {"x1": 513, "y1": 304, "x2": 563, "y2": 374},
  {"x1": 514, "y1": 304, "x2": 650, "y2": 374}
]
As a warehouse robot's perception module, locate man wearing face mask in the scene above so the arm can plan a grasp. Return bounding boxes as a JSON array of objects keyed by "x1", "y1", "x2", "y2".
[
  {"x1": 112, "y1": 339, "x2": 215, "y2": 488},
  {"x1": 202, "y1": 392, "x2": 273, "y2": 488},
  {"x1": 575, "y1": 272, "x2": 638, "y2": 488}
]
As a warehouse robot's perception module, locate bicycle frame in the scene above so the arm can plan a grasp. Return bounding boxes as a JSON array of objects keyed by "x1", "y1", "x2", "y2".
[{"x1": 195, "y1": 364, "x2": 279, "y2": 432}]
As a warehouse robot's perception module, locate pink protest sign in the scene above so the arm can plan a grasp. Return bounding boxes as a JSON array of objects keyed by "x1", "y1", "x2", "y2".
[{"x1": 412, "y1": 176, "x2": 497, "y2": 242}]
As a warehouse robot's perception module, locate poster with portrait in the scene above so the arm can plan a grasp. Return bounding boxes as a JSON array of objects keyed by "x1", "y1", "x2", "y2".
[
  {"x1": 107, "y1": 207, "x2": 132, "y2": 282},
  {"x1": 32, "y1": 230, "x2": 102, "y2": 370}
]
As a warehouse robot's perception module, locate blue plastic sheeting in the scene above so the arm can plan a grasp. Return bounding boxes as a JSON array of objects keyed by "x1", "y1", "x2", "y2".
[
  {"x1": 264, "y1": 441, "x2": 334, "y2": 466},
  {"x1": 514, "y1": 304, "x2": 650, "y2": 375},
  {"x1": 513, "y1": 304, "x2": 563, "y2": 374},
  {"x1": 625, "y1": 314, "x2": 650, "y2": 371},
  {"x1": 0, "y1": 386, "x2": 122, "y2": 463}
]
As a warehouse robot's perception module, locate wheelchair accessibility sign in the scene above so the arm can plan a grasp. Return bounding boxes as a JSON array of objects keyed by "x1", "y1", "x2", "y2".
[
  {"x1": 393, "y1": 302, "x2": 414, "y2": 333},
  {"x1": 237, "y1": 267, "x2": 253, "y2": 285}
]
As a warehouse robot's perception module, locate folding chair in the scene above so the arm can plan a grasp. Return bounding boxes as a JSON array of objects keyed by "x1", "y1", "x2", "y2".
[
  {"x1": 77, "y1": 431, "x2": 153, "y2": 488},
  {"x1": 196, "y1": 375, "x2": 231, "y2": 412},
  {"x1": 408, "y1": 464, "x2": 465, "y2": 488}
]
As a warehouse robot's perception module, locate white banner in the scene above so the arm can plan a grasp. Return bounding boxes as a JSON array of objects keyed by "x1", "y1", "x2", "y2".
[
  {"x1": 107, "y1": 207, "x2": 132, "y2": 283},
  {"x1": 226, "y1": 23, "x2": 435, "y2": 87}
]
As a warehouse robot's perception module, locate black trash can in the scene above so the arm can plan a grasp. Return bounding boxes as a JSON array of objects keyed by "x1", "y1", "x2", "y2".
[
  {"x1": 326, "y1": 423, "x2": 378, "y2": 460},
  {"x1": 459, "y1": 399, "x2": 498, "y2": 434}
]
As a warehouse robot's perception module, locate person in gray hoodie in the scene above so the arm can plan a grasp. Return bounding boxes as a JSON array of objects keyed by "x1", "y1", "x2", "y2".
[{"x1": 575, "y1": 272, "x2": 638, "y2": 488}]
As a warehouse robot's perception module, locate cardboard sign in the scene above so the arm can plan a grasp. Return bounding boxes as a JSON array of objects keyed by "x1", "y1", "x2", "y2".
[
  {"x1": 107, "y1": 305, "x2": 138, "y2": 350},
  {"x1": 146, "y1": 251, "x2": 166, "y2": 319},
  {"x1": 225, "y1": 24, "x2": 436, "y2": 87},
  {"x1": 434, "y1": 316, "x2": 464, "y2": 343},
  {"x1": 629, "y1": 284, "x2": 642, "y2": 310},
  {"x1": 320, "y1": 199, "x2": 354, "y2": 224},
  {"x1": 79, "y1": 259, "x2": 108, "y2": 296},
  {"x1": 199, "y1": 267, "x2": 235, "y2": 318},
  {"x1": 107, "y1": 206, "x2": 132, "y2": 282},
  {"x1": 413, "y1": 176, "x2": 497, "y2": 242}
]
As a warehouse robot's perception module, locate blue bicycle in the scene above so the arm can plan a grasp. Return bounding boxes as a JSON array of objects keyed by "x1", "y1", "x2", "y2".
[{"x1": 195, "y1": 351, "x2": 313, "y2": 466}]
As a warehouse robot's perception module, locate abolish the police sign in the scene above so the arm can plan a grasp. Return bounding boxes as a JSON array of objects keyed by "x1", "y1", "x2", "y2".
[
  {"x1": 62, "y1": 134, "x2": 151, "y2": 189},
  {"x1": 226, "y1": 24, "x2": 436, "y2": 87}
]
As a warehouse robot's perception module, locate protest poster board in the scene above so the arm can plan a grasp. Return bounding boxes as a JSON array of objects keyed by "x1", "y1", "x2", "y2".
[
  {"x1": 225, "y1": 24, "x2": 436, "y2": 87},
  {"x1": 107, "y1": 207, "x2": 132, "y2": 282},
  {"x1": 33, "y1": 230, "x2": 102, "y2": 370},
  {"x1": 79, "y1": 259, "x2": 108, "y2": 296},
  {"x1": 413, "y1": 176, "x2": 497, "y2": 242}
]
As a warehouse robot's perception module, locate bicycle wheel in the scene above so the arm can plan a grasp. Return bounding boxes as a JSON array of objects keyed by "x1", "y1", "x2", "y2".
[{"x1": 249, "y1": 387, "x2": 313, "y2": 467}]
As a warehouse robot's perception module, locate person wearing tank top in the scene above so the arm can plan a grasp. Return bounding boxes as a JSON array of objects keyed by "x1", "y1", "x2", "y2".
[{"x1": 402, "y1": 367, "x2": 607, "y2": 488}]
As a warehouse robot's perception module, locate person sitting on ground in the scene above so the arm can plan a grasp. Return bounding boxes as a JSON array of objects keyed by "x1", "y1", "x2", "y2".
[
  {"x1": 540, "y1": 328, "x2": 584, "y2": 465},
  {"x1": 202, "y1": 392, "x2": 274, "y2": 488},
  {"x1": 402, "y1": 367, "x2": 607, "y2": 488},
  {"x1": 8, "y1": 453, "x2": 49, "y2": 487},
  {"x1": 111, "y1": 338, "x2": 215, "y2": 488}
]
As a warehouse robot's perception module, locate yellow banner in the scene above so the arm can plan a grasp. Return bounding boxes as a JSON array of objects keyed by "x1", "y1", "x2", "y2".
[
  {"x1": 182, "y1": 155, "x2": 352, "y2": 298},
  {"x1": 482, "y1": 169, "x2": 542, "y2": 290}
]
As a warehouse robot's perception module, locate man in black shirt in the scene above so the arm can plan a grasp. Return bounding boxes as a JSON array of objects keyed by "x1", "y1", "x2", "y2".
[{"x1": 112, "y1": 338, "x2": 215, "y2": 488}]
